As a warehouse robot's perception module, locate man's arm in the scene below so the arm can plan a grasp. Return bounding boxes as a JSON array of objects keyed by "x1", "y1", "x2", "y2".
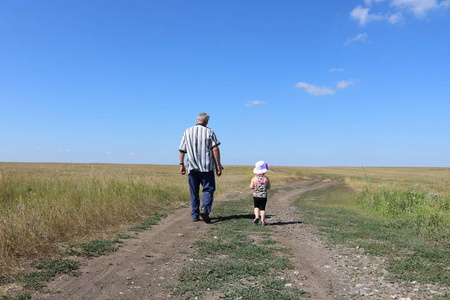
[
  {"x1": 212, "y1": 146, "x2": 222, "y2": 177},
  {"x1": 179, "y1": 151, "x2": 186, "y2": 175}
]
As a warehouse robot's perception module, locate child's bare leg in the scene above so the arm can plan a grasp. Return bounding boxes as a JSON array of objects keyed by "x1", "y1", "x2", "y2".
[
  {"x1": 254, "y1": 207, "x2": 260, "y2": 218},
  {"x1": 260, "y1": 210, "x2": 266, "y2": 224}
]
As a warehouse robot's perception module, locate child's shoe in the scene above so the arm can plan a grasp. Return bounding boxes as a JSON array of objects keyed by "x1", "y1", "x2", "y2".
[
  {"x1": 261, "y1": 221, "x2": 267, "y2": 226},
  {"x1": 253, "y1": 217, "x2": 260, "y2": 224}
]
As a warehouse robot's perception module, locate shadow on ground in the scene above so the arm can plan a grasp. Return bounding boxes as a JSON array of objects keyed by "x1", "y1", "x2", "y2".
[
  {"x1": 211, "y1": 214, "x2": 302, "y2": 226},
  {"x1": 211, "y1": 213, "x2": 254, "y2": 223}
]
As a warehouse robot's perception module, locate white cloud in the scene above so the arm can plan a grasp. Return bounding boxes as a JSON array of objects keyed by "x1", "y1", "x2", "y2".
[
  {"x1": 351, "y1": 6, "x2": 383, "y2": 25},
  {"x1": 391, "y1": 0, "x2": 440, "y2": 17},
  {"x1": 245, "y1": 100, "x2": 266, "y2": 107},
  {"x1": 329, "y1": 68, "x2": 344, "y2": 72},
  {"x1": 336, "y1": 80, "x2": 358, "y2": 89},
  {"x1": 57, "y1": 149, "x2": 71, "y2": 153},
  {"x1": 364, "y1": 0, "x2": 386, "y2": 5},
  {"x1": 352, "y1": 0, "x2": 449, "y2": 25},
  {"x1": 351, "y1": 5, "x2": 370, "y2": 25},
  {"x1": 388, "y1": 11, "x2": 404, "y2": 23},
  {"x1": 295, "y1": 82, "x2": 336, "y2": 96},
  {"x1": 106, "y1": 151, "x2": 112, "y2": 155},
  {"x1": 130, "y1": 152, "x2": 136, "y2": 156},
  {"x1": 345, "y1": 33, "x2": 368, "y2": 45},
  {"x1": 36, "y1": 147, "x2": 43, "y2": 151}
]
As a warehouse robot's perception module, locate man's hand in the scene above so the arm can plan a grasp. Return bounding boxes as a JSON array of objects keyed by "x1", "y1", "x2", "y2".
[
  {"x1": 212, "y1": 147, "x2": 222, "y2": 177},
  {"x1": 216, "y1": 166, "x2": 222, "y2": 177},
  {"x1": 179, "y1": 152, "x2": 186, "y2": 175}
]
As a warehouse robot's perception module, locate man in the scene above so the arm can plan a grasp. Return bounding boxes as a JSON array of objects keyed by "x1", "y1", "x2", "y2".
[{"x1": 179, "y1": 112, "x2": 223, "y2": 223}]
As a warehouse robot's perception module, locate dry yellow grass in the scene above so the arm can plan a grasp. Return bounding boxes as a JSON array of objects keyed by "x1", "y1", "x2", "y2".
[
  {"x1": 0, "y1": 163, "x2": 301, "y2": 276},
  {"x1": 1, "y1": 163, "x2": 449, "y2": 277},
  {"x1": 296, "y1": 166, "x2": 450, "y2": 196}
]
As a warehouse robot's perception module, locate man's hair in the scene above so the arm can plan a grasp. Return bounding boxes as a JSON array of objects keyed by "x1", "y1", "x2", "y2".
[{"x1": 197, "y1": 112, "x2": 210, "y2": 122}]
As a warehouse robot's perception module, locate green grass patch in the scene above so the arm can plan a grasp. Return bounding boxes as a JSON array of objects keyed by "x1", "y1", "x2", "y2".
[
  {"x1": 260, "y1": 239, "x2": 277, "y2": 246},
  {"x1": 1, "y1": 238, "x2": 122, "y2": 293},
  {"x1": 1, "y1": 258, "x2": 80, "y2": 292},
  {"x1": 117, "y1": 233, "x2": 135, "y2": 239},
  {"x1": 1, "y1": 294, "x2": 32, "y2": 300},
  {"x1": 17, "y1": 259, "x2": 80, "y2": 291},
  {"x1": 128, "y1": 213, "x2": 167, "y2": 232},
  {"x1": 225, "y1": 277, "x2": 308, "y2": 300},
  {"x1": 295, "y1": 185, "x2": 450, "y2": 286},
  {"x1": 64, "y1": 239, "x2": 121, "y2": 257},
  {"x1": 360, "y1": 185, "x2": 449, "y2": 241},
  {"x1": 172, "y1": 197, "x2": 307, "y2": 299},
  {"x1": 1, "y1": 211, "x2": 169, "y2": 296}
]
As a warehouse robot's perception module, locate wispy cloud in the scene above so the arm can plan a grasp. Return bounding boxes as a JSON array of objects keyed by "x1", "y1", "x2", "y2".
[
  {"x1": 295, "y1": 82, "x2": 336, "y2": 96},
  {"x1": 345, "y1": 33, "x2": 368, "y2": 45},
  {"x1": 245, "y1": 100, "x2": 266, "y2": 107},
  {"x1": 106, "y1": 151, "x2": 112, "y2": 155},
  {"x1": 57, "y1": 149, "x2": 71, "y2": 153},
  {"x1": 336, "y1": 79, "x2": 358, "y2": 89},
  {"x1": 391, "y1": 0, "x2": 447, "y2": 17},
  {"x1": 351, "y1": 0, "x2": 450, "y2": 25},
  {"x1": 295, "y1": 79, "x2": 359, "y2": 96},
  {"x1": 388, "y1": 11, "x2": 403, "y2": 23},
  {"x1": 329, "y1": 68, "x2": 344, "y2": 72},
  {"x1": 351, "y1": 5, "x2": 370, "y2": 25},
  {"x1": 351, "y1": 6, "x2": 383, "y2": 25},
  {"x1": 364, "y1": 0, "x2": 386, "y2": 5},
  {"x1": 36, "y1": 147, "x2": 43, "y2": 151}
]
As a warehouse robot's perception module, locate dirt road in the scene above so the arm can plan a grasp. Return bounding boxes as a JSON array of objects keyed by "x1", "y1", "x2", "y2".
[{"x1": 31, "y1": 178, "x2": 433, "y2": 299}]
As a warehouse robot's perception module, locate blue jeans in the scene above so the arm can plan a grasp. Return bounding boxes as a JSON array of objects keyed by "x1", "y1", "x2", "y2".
[{"x1": 188, "y1": 170, "x2": 215, "y2": 219}]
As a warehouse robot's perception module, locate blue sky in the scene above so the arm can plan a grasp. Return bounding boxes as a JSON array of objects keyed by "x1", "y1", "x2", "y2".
[{"x1": 1, "y1": 0, "x2": 449, "y2": 167}]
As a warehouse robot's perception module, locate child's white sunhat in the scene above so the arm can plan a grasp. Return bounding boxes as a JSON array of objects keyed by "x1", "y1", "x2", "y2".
[{"x1": 253, "y1": 161, "x2": 269, "y2": 174}]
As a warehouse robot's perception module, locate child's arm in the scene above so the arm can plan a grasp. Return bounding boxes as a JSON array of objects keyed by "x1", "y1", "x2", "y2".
[
  {"x1": 265, "y1": 177, "x2": 271, "y2": 189},
  {"x1": 250, "y1": 177, "x2": 256, "y2": 189}
]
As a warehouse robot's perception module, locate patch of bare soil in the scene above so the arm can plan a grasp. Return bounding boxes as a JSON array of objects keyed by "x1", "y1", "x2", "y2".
[{"x1": 27, "y1": 178, "x2": 446, "y2": 299}]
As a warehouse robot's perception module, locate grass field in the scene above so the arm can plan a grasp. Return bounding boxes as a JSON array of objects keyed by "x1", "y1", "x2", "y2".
[
  {"x1": 0, "y1": 162, "x2": 300, "y2": 276},
  {"x1": 294, "y1": 166, "x2": 450, "y2": 196},
  {"x1": 1, "y1": 162, "x2": 449, "y2": 287},
  {"x1": 295, "y1": 184, "x2": 449, "y2": 289}
]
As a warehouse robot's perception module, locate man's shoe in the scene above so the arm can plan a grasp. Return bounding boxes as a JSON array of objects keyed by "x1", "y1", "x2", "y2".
[
  {"x1": 200, "y1": 209, "x2": 211, "y2": 223},
  {"x1": 192, "y1": 218, "x2": 200, "y2": 222}
]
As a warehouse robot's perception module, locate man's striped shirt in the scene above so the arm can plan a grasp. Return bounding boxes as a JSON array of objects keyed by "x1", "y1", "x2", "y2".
[{"x1": 179, "y1": 124, "x2": 221, "y2": 172}]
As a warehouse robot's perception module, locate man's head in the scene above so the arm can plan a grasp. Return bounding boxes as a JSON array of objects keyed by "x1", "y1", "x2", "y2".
[{"x1": 197, "y1": 112, "x2": 210, "y2": 125}]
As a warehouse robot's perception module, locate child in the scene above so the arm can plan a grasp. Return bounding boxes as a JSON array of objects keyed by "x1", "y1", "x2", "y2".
[{"x1": 249, "y1": 161, "x2": 271, "y2": 226}]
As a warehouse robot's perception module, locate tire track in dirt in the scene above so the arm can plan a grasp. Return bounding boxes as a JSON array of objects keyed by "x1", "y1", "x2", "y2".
[
  {"x1": 33, "y1": 205, "x2": 211, "y2": 299},
  {"x1": 267, "y1": 178, "x2": 347, "y2": 299},
  {"x1": 31, "y1": 178, "x2": 347, "y2": 299}
]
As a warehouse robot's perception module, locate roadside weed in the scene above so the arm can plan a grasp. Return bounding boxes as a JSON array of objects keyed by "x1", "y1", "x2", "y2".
[
  {"x1": 360, "y1": 185, "x2": 449, "y2": 241},
  {"x1": 1, "y1": 210, "x2": 167, "y2": 295},
  {"x1": 128, "y1": 213, "x2": 167, "y2": 232},
  {"x1": 1, "y1": 294, "x2": 31, "y2": 300},
  {"x1": 225, "y1": 277, "x2": 308, "y2": 300},
  {"x1": 17, "y1": 259, "x2": 80, "y2": 291},
  {"x1": 117, "y1": 233, "x2": 135, "y2": 239},
  {"x1": 64, "y1": 239, "x2": 121, "y2": 257},
  {"x1": 295, "y1": 185, "x2": 450, "y2": 285}
]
